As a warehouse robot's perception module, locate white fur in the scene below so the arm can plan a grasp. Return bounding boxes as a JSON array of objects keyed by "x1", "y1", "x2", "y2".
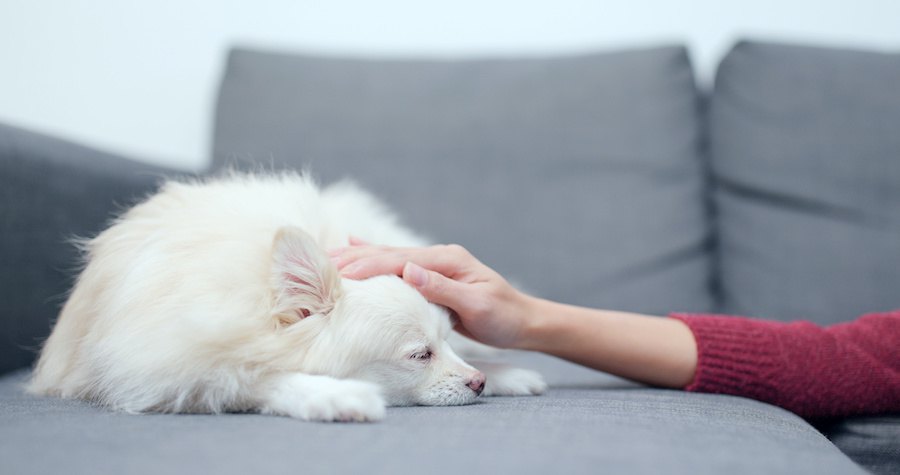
[{"x1": 29, "y1": 173, "x2": 544, "y2": 422}]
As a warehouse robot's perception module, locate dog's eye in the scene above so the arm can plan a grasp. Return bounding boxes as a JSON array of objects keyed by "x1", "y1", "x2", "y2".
[{"x1": 410, "y1": 350, "x2": 432, "y2": 362}]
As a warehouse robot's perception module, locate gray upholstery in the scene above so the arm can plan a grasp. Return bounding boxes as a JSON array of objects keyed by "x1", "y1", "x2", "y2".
[
  {"x1": 0, "y1": 123, "x2": 181, "y2": 375},
  {"x1": 2, "y1": 39, "x2": 898, "y2": 475},
  {"x1": 709, "y1": 40, "x2": 900, "y2": 324},
  {"x1": 213, "y1": 46, "x2": 714, "y2": 316},
  {"x1": 0, "y1": 353, "x2": 866, "y2": 475},
  {"x1": 822, "y1": 416, "x2": 900, "y2": 475}
]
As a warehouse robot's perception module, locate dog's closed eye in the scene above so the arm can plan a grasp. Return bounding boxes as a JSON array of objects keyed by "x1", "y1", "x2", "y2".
[{"x1": 409, "y1": 350, "x2": 433, "y2": 362}]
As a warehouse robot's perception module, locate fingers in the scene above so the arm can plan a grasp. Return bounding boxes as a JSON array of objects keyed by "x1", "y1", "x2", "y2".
[
  {"x1": 402, "y1": 262, "x2": 473, "y2": 313},
  {"x1": 329, "y1": 244, "x2": 410, "y2": 279},
  {"x1": 332, "y1": 244, "x2": 473, "y2": 281},
  {"x1": 347, "y1": 235, "x2": 370, "y2": 246},
  {"x1": 339, "y1": 252, "x2": 409, "y2": 280}
]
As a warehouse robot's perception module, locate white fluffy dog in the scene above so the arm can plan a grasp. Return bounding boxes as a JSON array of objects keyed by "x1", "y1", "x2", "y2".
[{"x1": 29, "y1": 173, "x2": 545, "y2": 422}]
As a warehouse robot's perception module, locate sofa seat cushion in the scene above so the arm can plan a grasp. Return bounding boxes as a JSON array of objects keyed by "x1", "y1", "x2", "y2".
[
  {"x1": 0, "y1": 352, "x2": 866, "y2": 474},
  {"x1": 709, "y1": 40, "x2": 900, "y2": 324},
  {"x1": 212, "y1": 46, "x2": 713, "y2": 315}
]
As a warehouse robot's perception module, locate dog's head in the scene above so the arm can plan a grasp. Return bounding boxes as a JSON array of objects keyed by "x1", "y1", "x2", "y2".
[{"x1": 270, "y1": 227, "x2": 485, "y2": 406}]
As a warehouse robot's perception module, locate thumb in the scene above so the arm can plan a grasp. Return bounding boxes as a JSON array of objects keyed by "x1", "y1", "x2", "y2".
[{"x1": 402, "y1": 261, "x2": 469, "y2": 310}]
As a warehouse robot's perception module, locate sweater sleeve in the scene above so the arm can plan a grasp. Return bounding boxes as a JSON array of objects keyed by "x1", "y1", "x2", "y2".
[{"x1": 669, "y1": 311, "x2": 900, "y2": 419}]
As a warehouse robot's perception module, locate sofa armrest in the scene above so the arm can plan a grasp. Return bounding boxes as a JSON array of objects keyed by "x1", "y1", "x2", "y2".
[{"x1": 0, "y1": 123, "x2": 187, "y2": 375}]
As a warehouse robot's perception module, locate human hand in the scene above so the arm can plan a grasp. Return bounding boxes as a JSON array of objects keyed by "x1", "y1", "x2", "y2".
[
  {"x1": 330, "y1": 242, "x2": 534, "y2": 349},
  {"x1": 331, "y1": 240, "x2": 698, "y2": 389}
]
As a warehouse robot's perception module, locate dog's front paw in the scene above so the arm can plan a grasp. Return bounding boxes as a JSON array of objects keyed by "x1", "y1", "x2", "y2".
[
  {"x1": 263, "y1": 374, "x2": 386, "y2": 422},
  {"x1": 478, "y1": 364, "x2": 547, "y2": 397},
  {"x1": 303, "y1": 379, "x2": 386, "y2": 422}
]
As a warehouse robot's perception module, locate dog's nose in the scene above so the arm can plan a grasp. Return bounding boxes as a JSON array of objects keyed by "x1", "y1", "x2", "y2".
[{"x1": 467, "y1": 372, "x2": 486, "y2": 395}]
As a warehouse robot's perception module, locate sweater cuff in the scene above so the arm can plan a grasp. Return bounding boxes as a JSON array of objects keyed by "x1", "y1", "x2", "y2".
[{"x1": 669, "y1": 313, "x2": 782, "y2": 402}]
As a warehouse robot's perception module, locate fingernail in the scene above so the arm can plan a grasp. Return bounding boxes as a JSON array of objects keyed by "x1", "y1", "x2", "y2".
[
  {"x1": 404, "y1": 262, "x2": 428, "y2": 288},
  {"x1": 327, "y1": 248, "x2": 346, "y2": 257},
  {"x1": 340, "y1": 262, "x2": 360, "y2": 277}
]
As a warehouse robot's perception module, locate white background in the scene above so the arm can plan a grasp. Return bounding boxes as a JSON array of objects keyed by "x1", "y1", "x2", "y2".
[{"x1": 1, "y1": 1, "x2": 898, "y2": 171}]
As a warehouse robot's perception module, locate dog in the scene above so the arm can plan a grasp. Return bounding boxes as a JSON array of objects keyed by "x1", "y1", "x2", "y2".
[{"x1": 28, "y1": 173, "x2": 546, "y2": 422}]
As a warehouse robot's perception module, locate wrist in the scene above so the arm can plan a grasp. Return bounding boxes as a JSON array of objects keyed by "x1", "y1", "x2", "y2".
[{"x1": 513, "y1": 295, "x2": 562, "y2": 352}]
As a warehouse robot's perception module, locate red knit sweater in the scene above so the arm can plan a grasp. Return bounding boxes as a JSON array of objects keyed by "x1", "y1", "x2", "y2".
[{"x1": 669, "y1": 311, "x2": 900, "y2": 419}]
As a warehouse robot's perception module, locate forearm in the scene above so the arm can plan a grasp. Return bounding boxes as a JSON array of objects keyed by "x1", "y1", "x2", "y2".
[
  {"x1": 516, "y1": 297, "x2": 697, "y2": 388},
  {"x1": 335, "y1": 242, "x2": 900, "y2": 417}
]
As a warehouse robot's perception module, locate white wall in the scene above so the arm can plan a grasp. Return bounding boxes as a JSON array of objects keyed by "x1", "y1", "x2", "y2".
[{"x1": 1, "y1": 1, "x2": 898, "y2": 171}]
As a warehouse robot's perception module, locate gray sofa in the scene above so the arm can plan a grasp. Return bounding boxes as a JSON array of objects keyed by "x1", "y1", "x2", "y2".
[{"x1": 2, "y1": 39, "x2": 898, "y2": 474}]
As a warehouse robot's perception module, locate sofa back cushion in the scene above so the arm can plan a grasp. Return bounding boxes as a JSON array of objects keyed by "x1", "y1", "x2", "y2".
[
  {"x1": 0, "y1": 124, "x2": 175, "y2": 374},
  {"x1": 212, "y1": 46, "x2": 713, "y2": 314},
  {"x1": 709, "y1": 41, "x2": 900, "y2": 324}
]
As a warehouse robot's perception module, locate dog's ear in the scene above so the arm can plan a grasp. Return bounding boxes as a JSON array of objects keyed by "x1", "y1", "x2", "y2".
[{"x1": 271, "y1": 226, "x2": 341, "y2": 325}]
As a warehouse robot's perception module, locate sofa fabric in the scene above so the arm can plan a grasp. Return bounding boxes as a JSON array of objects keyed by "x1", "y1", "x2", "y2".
[
  {"x1": 2, "y1": 39, "x2": 898, "y2": 475},
  {"x1": 709, "y1": 40, "x2": 900, "y2": 324},
  {"x1": 0, "y1": 123, "x2": 180, "y2": 374},
  {"x1": 0, "y1": 353, "x2": 867, "y2": 475},
  {"x1": 212, "y1": 45, "x2": 714, "y2": 316},
  {"x1": 822, "y1": 416, "x2": 900, "y2": 475}
]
